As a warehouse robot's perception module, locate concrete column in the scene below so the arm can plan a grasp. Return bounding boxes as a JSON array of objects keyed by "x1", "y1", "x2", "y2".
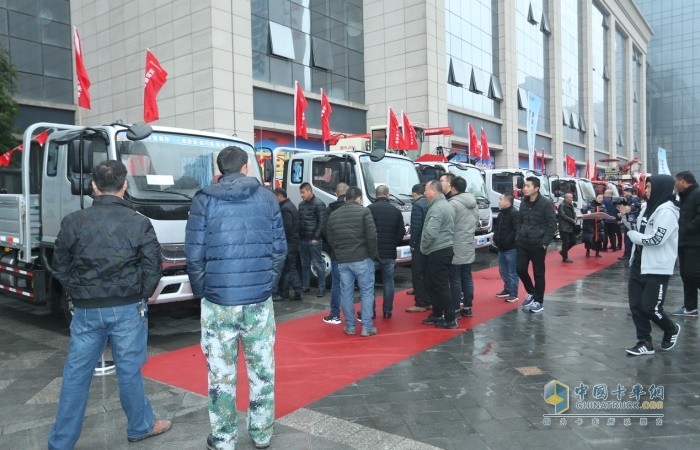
[
  {"x1": 581, "y1": 0, "x2": 595, "y2": 171},
  {"x1": 548, "y1": 0, "x2": 564, "y2": 174},
  {"x1": 606, "y1": 17, "x2": 616, "y2": 163},
  {"x1": 639, "y1": 52, "x2": 647, "y2": 171},
  {"x1": 625, "y1": 37, "x2": 635, "y2": 163},
  {"x1": 499, "y1": 0, "x2": 519, "y2": 168}
]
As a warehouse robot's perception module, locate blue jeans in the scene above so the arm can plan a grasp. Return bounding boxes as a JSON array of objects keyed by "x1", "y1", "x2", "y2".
[
  {"x1": 449, "y1": 263, "x2": 474, "y2": 309},
  {"x1": 299, "y1": 240, "x2": 326, "y2": 292},
  {"x1": 498, "y1": 249, "x2": 518, "y2": 296},
  {"x1": 48, "y1": 301, "x2": 154, "y2": 449},
  {"x1": 330, "y1": 260, "x2": 340, "y2": 317},
  {"x1": 338, "y1": 258, "x2": 375, "y2": 331},
  {"x1": 375, "y1": 258, "x2": 396, "y2": 313}
]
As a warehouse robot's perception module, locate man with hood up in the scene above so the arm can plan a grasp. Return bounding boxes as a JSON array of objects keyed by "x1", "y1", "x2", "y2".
[
  {"x1": 622, "y1": 174, "x2": 681, "y2": 356},
  {"x1": 186, "y1": 146, "x2": 287, "y2": 449}
]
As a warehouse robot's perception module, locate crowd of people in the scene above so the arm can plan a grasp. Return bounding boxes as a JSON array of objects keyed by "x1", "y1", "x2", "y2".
[{"x1": 46, "y1": 144, "x2": 698, "y2": 449}]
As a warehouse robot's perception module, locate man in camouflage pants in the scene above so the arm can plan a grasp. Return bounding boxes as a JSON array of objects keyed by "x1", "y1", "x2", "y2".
[{"x1": 185, "y1": 147, "x2": 286, "y2": 450}]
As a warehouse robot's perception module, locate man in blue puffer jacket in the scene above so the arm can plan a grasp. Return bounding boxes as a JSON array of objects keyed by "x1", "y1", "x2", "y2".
[{"x1": 185, "y1": 146, "x2": 286, "y2": 450}]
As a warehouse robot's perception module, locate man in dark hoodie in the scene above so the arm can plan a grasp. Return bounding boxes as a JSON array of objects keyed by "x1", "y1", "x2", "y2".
[
  {"x1": 517, "y1": 177, "x2": 557, "y2": 314},
  {"x1": 622, "y1": 175, "x2": 681, "y2": 356},
  {"x1": 406, "y1": 183, "x2": 430, "y2": 312},
  {"x1": 321, "y1": 182, "x2": 348, "y2": 324},
  {"x1": 186, "y1": 146, "x2": 286, "y2": 449},
  {"x1": 275, "y1": 188, "x2": 302, "y2": 301},
  {"x1": 673, "y1": 171, "x2": 700, "y2": 317},
  {"x1": 368, "y1": 185, "x2": 405, "y2": 319}
]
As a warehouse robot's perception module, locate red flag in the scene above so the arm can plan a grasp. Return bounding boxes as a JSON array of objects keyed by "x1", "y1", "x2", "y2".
[
  {"x1": 143, "y1": 50, "x2": 168, "y2": 123},
  {"x1": 592, "y1": 162, "x2": 598, "y2": 180},
  {"x1": 468, "y1": 123, "x2": 480, "y2": 157},
  {"x1": 402, "y1": 112, "x2": 418, "y2": 150},
  {"x1": 15, "y1": 143, "x2": 23, "y2": 153},
  {"x1": 585, "y1": 160, "x2": 590, "y2": 179},
  {"x1": 566, "y1": 154, "x2": 577, "y2": 176},
  {"x1": 541, "y1": 150, "x2": 546, "y2": 173},
  {"x1": 73, "y1": 27, "x2": 91, "y2": 110},
  {"x1": 34, "y1": 131, "x2": 49, "y2": 146},
  {"x1": 480, "y1": 127, "x2": 490, "y2": 160},
  {"x1": 0, "y1": 149, "x2": 15, "y2": 167},
  {"x1": 387, "y1": 107, "x2": 405, "y2": 150},
  {"x1": 294, "y1": 81, "x2": 308, "y2": 139},
  {"x1": 320, "y1": 89, "x2": 332, "y2": 142}
]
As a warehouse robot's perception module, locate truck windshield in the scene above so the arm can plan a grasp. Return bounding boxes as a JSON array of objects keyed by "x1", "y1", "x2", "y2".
[
  {"x1": 448, "y1": 165, "x2": 487, "y2": 199},
  {"x1": 116, "y1": 131, "x2": 260, "y2": 201},
  {"x1": 359, "y1": 154, "x2": 420, "y2": 202},
  {"x1": 524, "y1": 171, "x2": 551, "y2": 197},
  {"x1": 579, "y1": 179, "x2": 596, "y2": 204}
]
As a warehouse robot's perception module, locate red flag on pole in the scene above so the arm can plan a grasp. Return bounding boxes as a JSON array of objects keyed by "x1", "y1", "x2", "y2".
[
  {"x1": 387, "y1": 107, "x2": 405, "y2": 150},
  {"x1": 480, "y1": 127, "x2": 490, "y2": 160},
  {"x1": 402, "y1": 112, "x2": 418, "y2": 150},
  {"x1": 585, "y1": 160, "x2": 590, "y2": 179},
  {"x1": 592, "y1": 162, "x2": 598, "y2": 180},
  {"x1": 143, "y1": 50, "x2": 168, "y2": 123},
  {"x1": 320, "y1": 89, "x2": 332, "y2": 142},
  {"x1": 468, "y1": 123, "x2": 480, "y2": 157},
  {"x1": 566, "y1": 154, "x2": 577, "y2": 176},
  {"x1": 541, "y1": 150, "x2": 546, "y2": 173},
  {"x1": 73, "y1": 27, "x2": 91, "y2": 110},
  {"x1": 294, "y1": 81, "x2": 308, "y2": 139}
]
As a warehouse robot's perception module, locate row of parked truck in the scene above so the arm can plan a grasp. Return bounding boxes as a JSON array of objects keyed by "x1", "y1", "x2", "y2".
[{"x1": 0, "y1": 119, "x2": 640, "y2": 320}]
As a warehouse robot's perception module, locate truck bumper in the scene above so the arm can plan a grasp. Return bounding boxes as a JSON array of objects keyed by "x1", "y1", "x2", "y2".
[
  {"x1": 148, "y1": 274, "x2": 194, "y2": 304},
  {"x1": 475, "y1": 232, "x2": 494, "y2": 249}
]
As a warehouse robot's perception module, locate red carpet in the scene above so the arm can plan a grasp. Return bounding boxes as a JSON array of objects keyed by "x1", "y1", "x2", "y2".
[{"x1": 143, "y1": 245, "x2": 618, "y2": 417}]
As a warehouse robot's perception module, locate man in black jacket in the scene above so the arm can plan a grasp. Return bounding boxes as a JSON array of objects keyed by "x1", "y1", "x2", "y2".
[
  {"x1": 368, "y1": 185, "x2": 405, "y2": 319},
  {"x1": 406, "y1": 183, "x2": 430, "y2": 312},
  {"x1": 673, "y1": 171, "x2": 700, "y2": 317},
  {"x1": 326, "y1": 187, "x2": 379, "y2": 337},
  {"x1": 275, "y1": 188, "x2": 303, "y2": 301},
  {"x1": 321, "y1": 182, "x2": 348, "y2": 324},
  {"x1": 298, "y1": 182, "x2": 327, "y2": 297},
  {"x1": 48, "y1": 160, "x2": 170, "y2": 449},
  {"x1": 517, "y1": 177, "x2": 557, "y2": 314},
  {"x1": 557, "y1": 193, "x2": 577, "y2": 263},
  {"x1": 493, "y1": 193, "x2": 519, "y2": 302}
]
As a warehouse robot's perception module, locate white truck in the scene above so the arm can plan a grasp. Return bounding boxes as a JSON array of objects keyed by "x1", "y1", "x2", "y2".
[
  {"x1": 0, "y1": 121, "x2": 261, "y2": 316},
  {"x1": 483, "y1": 168, "x2": 554, "y2": 219},
  {"x1": 550, "y1": 176, "x2": 596, "y2": 218},
  {"x1": 413, "y1": 158, "x2": 493, "y2": 248},
  {"x1": 263, "y1": 143, "x2": 419, "y2": 284}
]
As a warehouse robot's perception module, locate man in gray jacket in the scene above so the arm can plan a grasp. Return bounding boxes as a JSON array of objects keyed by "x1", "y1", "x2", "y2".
[
  {"x1": 420, "y1": 180, "x2": 456, "y2": 328},
  {"x1": 557, "y1": 193, "x2": 577, "y2": 263},
  {"x1": 447, "y1": 176, "x2": 478, "y2": 320},
  {"x1": 326, "y1": 187, "x2": 380, "y2": 337}
]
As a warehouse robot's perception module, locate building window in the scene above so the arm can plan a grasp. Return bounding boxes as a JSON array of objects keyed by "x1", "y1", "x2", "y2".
[
  {"x1": 468, "y1": 68, "x2": 482, "y2": 94},
  {"x1": 311, "y1": 36, "x2": 333, "y2": 70},
  {"x1": 528, "y1": 4, "x2": 538, "y2": 25},
  {"x1": 447, "y1": 58, "x2": 463, "y2": 87},
  {"x1": 488, "y1": 75, "x2": 503, "y2": 101},
  {"x1": 518, "y1": 88, "x2": 529, "y2": 110},
  {"x1": 540, "y1": 12, "x2": 551, "y2": 35},
  {"x1": 269, "y1": 22, "x2": 295, "y2": 59}
]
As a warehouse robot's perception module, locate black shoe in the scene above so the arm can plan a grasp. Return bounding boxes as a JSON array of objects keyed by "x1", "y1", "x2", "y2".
[
  {"x1": 435, "y1": 320, "x2": 458, "y2": 329},
  {"x1": 207, "y1": 434, "x2": 218, "y2": 450},
  {"x1": 383, "y1": 312, "x2": 392, "y2": 319},
  {"x1": 316, "y1": 290, "x2": 325, "y2": 298},
  {"x1": 495, "y1": 290, "x2": 509, "y2": 298},
  {"x1": 302, "y1": 288, "x2": 310, "y2": 294},
  {"x1": 660, "y1": 324, "x2": 681, "y2": 351},
  {"x1": 407, "y1": 289, "x2": 415, "y2": 295},
  {"x1": 586, "y1": 250, "x2": 590, "y2": 257},
  {"x1": 626, "y1": 340, "x2": 655, "y2": 356},
  {"x1": 595, "y1": 253, "x2": 602, "y2": 258},
  {"x1": 421, "y1": 315, "x2": 442, "y2": 325},
  {"x1": 563, "y1": 258, "x2": 573, "y2": 263},
  {"x1": 461, "y1": 307, "x2": 473, "y2": 318}
]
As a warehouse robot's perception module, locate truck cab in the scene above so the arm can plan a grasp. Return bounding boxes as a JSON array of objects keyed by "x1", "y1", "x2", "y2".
[
  {"x1": 267, "y1": 145, "x2": 419, "y2": 283},
  {"x1": 414, "y1": 159, "x2": 493, "y2": 248},
  {"x1": 550, "y1": 176, "x2": 596, "y2": 218},
  {"x1": 0, "y1": 122, "x2": 261, "y2": 313},
  {"x1": 483, "y1": 169, "x2": 553, "y2": 219}
]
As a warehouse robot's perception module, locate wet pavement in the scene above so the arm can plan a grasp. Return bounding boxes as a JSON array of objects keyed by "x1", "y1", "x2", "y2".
[{"x1": 0, "y1": 246, "x2": 698, "y2": 449}]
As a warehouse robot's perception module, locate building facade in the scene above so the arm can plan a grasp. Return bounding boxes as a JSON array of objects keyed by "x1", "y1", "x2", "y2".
[
  {"x1": 4, "y1": 1, "x2": 651, "y2": 177},
  {"x1": 637, "y1": 0, "x2": 700, "y2": 176}
]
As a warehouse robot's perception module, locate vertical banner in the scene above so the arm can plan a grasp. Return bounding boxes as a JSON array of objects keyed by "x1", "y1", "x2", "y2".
[
  {"x1": 73, "y1": 27, "x2": 91, "y2": 110},
  {"x1": 143, "y1": 50, "x2": 168, "y2": 123},
  {"x1": 402, "y1": 112, "x2": 418, "y2": 150},
  {"x1": 387, "y1": 107, "x2": 405, "y2": 150},
  {"x1": 657, "y1": 147, "x2": 671, "y2": 175},
  {"x1": 526, "y1": 92, "x2": 542, "y2": 169},
  {"x1": 294, "y1": 81, "x2": 308, "y2": 140},
  {"x1": 320, "y1": 88, "x2": 332, "y2": 143}
]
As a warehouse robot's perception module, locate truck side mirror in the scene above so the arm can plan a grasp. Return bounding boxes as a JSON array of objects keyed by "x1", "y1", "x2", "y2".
[
  {"x1": 263, "y1": 158, "x2": 273, "y2": 184},
  {"x1": 69, "y1": 139, "x2": 94, "y2": 173},
  {"x1": 516, "y1": 177, "x2": 524, "y2": 189},
  {"x1": 126, "y1": 123, "x2": 153, "y2": 141}
]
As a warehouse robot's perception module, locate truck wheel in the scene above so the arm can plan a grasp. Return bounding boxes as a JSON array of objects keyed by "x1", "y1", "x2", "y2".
[{"x1": 311, "y1": 250, "x2": 333, "y2": 287}]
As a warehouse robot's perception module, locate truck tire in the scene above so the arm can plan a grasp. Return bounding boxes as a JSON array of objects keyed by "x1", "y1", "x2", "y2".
[{"x1": 310, "y1": 250, "x2": 333, "y2": 287}]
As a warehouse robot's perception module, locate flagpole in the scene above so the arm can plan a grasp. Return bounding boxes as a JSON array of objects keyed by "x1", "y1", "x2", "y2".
[{"x1": 293, "y1": 81, "x2": 297, "y2": 149}]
